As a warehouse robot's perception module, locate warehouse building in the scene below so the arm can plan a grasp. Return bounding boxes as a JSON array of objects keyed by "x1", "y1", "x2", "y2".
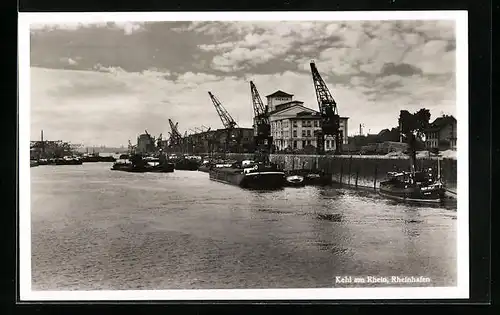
[{"x1": 264, "y1": 90, "x2": 349, "y2": 152}]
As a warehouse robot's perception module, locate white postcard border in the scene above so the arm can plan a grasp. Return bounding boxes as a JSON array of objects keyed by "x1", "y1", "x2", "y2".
[{"x1": 18, "y1": 10, "x2": 469, "y2": 301}]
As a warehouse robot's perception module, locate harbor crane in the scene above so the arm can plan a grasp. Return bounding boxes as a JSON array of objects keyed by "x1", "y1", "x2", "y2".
[
  {"x1": 208, "y1": 91, "x2": 242, "y2": 153},
  {"x1": 168, "y1": 118, "x2": 183, "y2": 149},
  {"x1": 250, "y1": 81, "x2": 272, "y2": 162},
  {"x1": 310, "y1": 61, "x2": 343, "y2": 155},
  {"x1": 208, "y1": 92, "x2": 238, "y2": 129}
]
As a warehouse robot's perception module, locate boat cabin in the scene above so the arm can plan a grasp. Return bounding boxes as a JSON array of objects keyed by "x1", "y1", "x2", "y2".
[{"x1": 386, "y1": 170, "x2": 436, "y2": 186}]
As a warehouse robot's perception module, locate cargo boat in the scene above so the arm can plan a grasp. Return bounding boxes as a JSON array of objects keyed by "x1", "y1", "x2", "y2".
[
  {"x1": 209, "y1": 160, "x2": 285, "y2": 189},
  {"x1": 379, "y1": 170, "x2": 445, "y2": 203}
]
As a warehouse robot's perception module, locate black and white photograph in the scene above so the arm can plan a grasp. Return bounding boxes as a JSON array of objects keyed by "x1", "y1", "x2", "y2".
[{"x1": 19, "y1": 11, "x2": 469, "y2": 300}]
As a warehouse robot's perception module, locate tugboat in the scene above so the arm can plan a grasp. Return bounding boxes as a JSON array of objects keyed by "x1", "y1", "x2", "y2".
[
  {"x1": 145, "y1": 154, "x2": 175, "y2": 173},
  {"x1": 111, "y1": 153, "x2": 150, "y2": 172},
  {"x1": 209, "y1": 159, "x2": 285, "y2": 189},
  {"x1": 379, "y1": 169, "x2": 445, "y2": 203}
]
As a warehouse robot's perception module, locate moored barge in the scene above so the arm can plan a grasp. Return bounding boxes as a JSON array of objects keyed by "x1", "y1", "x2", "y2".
[
  {"x1": 209, "y1": 160, "x2": 285, "y2": 189},
  {"x1": 379, "y1": 170, "x2": 445, "y2": 203},
  {"x1": 111, "y1": 154, "x2": 174, "y2": 173}
]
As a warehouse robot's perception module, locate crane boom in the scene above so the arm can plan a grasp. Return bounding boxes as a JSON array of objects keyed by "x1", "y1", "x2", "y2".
[
  {"x1": 310, "y1": 61, "x2": 342, "y2": 154},
  {"x1": 208, "y1": 91, "x2": 238, "y2": 129},
  {"x1": 250, "y1": 81, "x2": 267, "y2": 118},
  {"x1": 250, "y1": 81, "x2": 272, "y2": 162},
  {"x1": 168, "y1": 118, "x2": 183, "y2": 147}
]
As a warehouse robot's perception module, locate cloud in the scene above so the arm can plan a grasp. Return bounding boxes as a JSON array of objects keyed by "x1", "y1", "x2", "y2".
[
  {"x1": 30, "y1": 21, "x2": 145, "y2": 35},
  {"x1": 28, "y1": 20, "x2": 458, "y2": 146}
]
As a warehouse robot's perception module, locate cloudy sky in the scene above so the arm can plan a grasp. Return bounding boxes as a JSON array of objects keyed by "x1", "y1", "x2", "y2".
[{"x1": 29, "y1": 19, "x2": 456, "y2": 147}]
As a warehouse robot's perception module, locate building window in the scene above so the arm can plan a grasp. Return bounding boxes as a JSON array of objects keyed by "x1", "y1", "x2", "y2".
[
  {"x1": 293, "y1": 130, "x2": 297, "y2": 137},
  {"x1": 293, "y1": 141, "x2": 297, "y2": 149},
  {"x1": 292, "y1": 121, "x2": 297, "y2": 127},
  {"x1": 302, "y1": 130, "x2": 306, "y2": 137},
  {"x1": 314, "y1": 120, "x2": 319, "y2": 127},
  {"x1": 306, "y1": 130, "x2": 311, "y2": 137},
  {"x1": 302, "y1": 140, "x2": 306, "y2": 148}
]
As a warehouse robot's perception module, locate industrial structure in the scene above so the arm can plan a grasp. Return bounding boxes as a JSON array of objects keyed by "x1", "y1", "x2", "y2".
[
  {"x1": 264, "y1": 92, "x2": 348, "y2": 153},
  {"x1": 128, "y1": 62, "x2": 349, "y2": 156},
  {"x1": 30, "y1": 130, "x2": 81, "y2": 160},
  {"x1": 309, "y1": 61, "x2": 344, "y2": 154},
  {"x1": 206, "y1": 91, "x2": 254, "y2": 154},
  {"x1": 250, "y1": 81, "x2": 272, "y2": 161}
]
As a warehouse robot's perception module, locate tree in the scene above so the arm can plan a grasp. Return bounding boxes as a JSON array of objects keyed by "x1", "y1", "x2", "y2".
[{"x1": 398, "y1": 108, "x2": 431, "y2": 171}]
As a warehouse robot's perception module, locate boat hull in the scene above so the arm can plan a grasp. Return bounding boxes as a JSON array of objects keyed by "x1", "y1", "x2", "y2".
[
  {"x1": 379, "y1": 181, "x2": 445, "y2": 203},
  {"x1": 174, "y1": 159, "x2": 200, "y2": 171},
  {"x1": 209, "y1": 168, "x2": 285, "y2": 189},
  {"x1": 198, "y1": 165, "x2": 211, "y2": 173},
  {"x1": 148, "y1": 163, "x2": 175, "y2": 173}
]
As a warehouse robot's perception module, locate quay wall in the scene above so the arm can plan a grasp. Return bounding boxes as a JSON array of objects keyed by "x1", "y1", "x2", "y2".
[{"x1": 225, "y1": 153, "x2": 457, "y2": 193}]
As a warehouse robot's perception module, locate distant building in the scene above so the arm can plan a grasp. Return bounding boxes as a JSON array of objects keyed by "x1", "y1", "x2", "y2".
[
  {"x1": 136, "y1": 134, "x2": 155, "y2": 154},
  {"x1": 266, "y1": 90, "x2": 294, "y2": 112},
  {"x1": 183, "y1": 127, "x2": 254, "y2": 154},
  {"x1": 264, "y1": 90, "x2": 349, "y2": 152},
  {"x1": 425, "y1": 115, "x2": 457, "y2": 150}
]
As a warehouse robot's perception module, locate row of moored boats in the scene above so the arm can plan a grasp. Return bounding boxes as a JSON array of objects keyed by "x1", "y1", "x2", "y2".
[{"x1": 32, "y1": 152, "x2": 448, "y2": 204}]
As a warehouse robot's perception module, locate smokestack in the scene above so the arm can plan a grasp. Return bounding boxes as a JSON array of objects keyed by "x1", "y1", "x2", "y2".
[{"x1": 41, "y1": 130, "x2": 43, "y2": 142}]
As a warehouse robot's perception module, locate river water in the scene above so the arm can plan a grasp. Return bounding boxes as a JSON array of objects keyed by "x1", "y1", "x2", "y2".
[{"x1": 30, "y1": 162, "x2": 457, "y2": 290}]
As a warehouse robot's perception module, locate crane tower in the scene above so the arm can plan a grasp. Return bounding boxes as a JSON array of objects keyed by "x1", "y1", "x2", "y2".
[{"x1": 310, "y1": 61, "x2": 343, "y2": 154}]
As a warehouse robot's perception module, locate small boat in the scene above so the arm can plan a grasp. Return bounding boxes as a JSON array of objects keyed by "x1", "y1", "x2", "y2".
[
  {"x1": 288, "y1": 169, "x2": 332, "y2": 186},
  {"x1": 198, "y1": 160, "x2": 211, "y2": 173},
  {"x1": 37, "y1": 158, "x2": 50, "y2": 165},
  {"x1": 209, "y1": 160, "x2": 285, "y2": 189},
  {"x1": 379, "y1": 170, "x2": 445, "y2": 203},
  {"x1": 144, "y1": 156, "x2": 175, "y2": 173},
  {"x1": 30, "y1": 160, "x2": 39, "y2": 167},
  {"x1": 54, "y1": 156, "x2": 83, "y2": 165},
  {"x1": 285, "y1": 174, "x2": 305, "y2": 187},
  {"x1": 111, "y1": 159, "x2": 147, "y2": 172}
]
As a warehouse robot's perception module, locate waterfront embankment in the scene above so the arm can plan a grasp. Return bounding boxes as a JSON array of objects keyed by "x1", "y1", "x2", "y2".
[{"x1": 225, "y1": 153, "x2": 457, "y2": 198}]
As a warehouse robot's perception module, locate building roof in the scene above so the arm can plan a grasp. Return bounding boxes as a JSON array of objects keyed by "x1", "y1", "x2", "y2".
[
  {"x1": 274, "y1": 100, "x2": 304, "y2": 112},
  {"x1": 431, "y1": 115, "x2": 456, "y2": 127},
  {"x1": 426, "y1": 115, "x2": 456, "y2": 131},
  {"x1": 378, "y1": 128, "x2": 391, "y2": 136},
  {"x1": 269, "y1": 102, "x2": 350, "y2": 120},
  {"x1": 266, "y1": 90, "x2": 294, "y2": 98}
]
